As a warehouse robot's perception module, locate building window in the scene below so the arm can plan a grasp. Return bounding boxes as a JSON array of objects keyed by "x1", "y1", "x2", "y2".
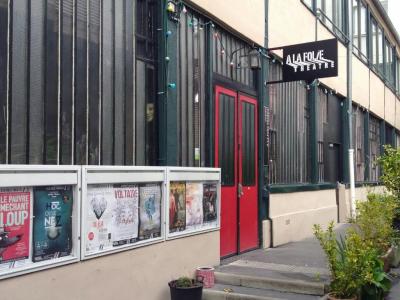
[
  {"x1": 353, "y1": 106, "x2": 365, "y2": 182},
  {"x1": 397, "y1": 56, "x2": 400, "y2": 93},
  {"x1": 316, "y1": 0, "x2": 347, "y2": 40},
  {"x1": 359, "y1": 2, "x2": 367, "y2": 59},
  {"x1": 384, "y1": 39, "x2": 395, "y2": 87},
  {"x1": 378, "y1": 26, "x2": 384, "y2": 75},
  {"x1": 369, "y1": 116, "x2": 381, "y2": 181},
  {"x1": 268, "y1": 61, "x2": 310, "y2": 184},
  {"x1": 396, "y1": 131, "x2": 400, "y2": 148},
  {"x1": 371, "y1": 18, "x2": 378, "y2": 68}
]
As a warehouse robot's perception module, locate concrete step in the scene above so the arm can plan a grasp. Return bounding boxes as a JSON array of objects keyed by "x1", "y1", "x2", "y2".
[
  {"x1": 203, "y1": 283, "x2": 321, "y2": 300},
  {"x1": 214, "y1": 264, "x2": 327, "y2": 296}
]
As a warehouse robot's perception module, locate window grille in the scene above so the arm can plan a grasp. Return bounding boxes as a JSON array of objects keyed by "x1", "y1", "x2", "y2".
[{"x1": 268, "y1": 62, "x2": 310, "y2": 184}]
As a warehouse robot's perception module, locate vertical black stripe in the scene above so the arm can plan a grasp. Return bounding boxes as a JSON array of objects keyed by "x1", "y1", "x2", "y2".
[
  {"x1": 114, "y1": 0, "x2": 125, "y2": 165},
  {"x1": 187, "y1": 17, "x2": 193, "y2": 166},
  {"x1": 135, "y1": 60, "x2": 145, "y2": 165},
  {"x1": 74, "y1": 0, "x2": 87, "y2": 164},
  {"x1": 44, "y1": 0, "x2": 59, "y2": 164},
  {"x1": 181, "y1": 12, "x2": 187, "y2": 166},
  {"x1": 101, "y1": 0, "x2": 114, "y2": 165},
  {"x1": 29, "y1": 0, "x2": 45, "y2": 164},
  {"x1": 199, "y1": 23, "x2": 206, "y2": 167},
  {"x1": 0, "y1": 0, "x2": 8, "y2": 163},
  {"x1": 124, "y1": 0, "x2": 134, "y2": 165},
  {"x1": 88, "y1": 0, "x2": 100, "y2": 165},
  {"x1": 60, "y1": 0, "x2": 73, "y2": 164},
  {"x1": 10, "y1": 0, "x2": 28, "y2": 164}
]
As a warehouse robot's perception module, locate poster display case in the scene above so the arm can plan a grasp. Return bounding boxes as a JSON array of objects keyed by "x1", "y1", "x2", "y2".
[
  {"x1": 166, "y1": 167, "x2": 221, "y2": 239},
  {"x1": 0, "y1": 165, "x2": 81, "y2": 279},
  {"x1": 81, "y1": 166, "x2": 166, "y2": 260}
]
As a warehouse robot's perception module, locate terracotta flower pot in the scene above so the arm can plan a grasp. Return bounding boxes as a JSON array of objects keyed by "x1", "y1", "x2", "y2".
[
  {"x1": 326, "y1": 292, "x2": 357, "y2": 300},
  {"x1": 381, "y1": 247, "x2": 394, "y2": 273}
]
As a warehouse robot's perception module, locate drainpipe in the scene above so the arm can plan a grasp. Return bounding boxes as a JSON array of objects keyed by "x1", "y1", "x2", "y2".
[
  {"x1": 347, "y1": 0, "x2": 356, "y2": 218},
  {"x1": 260, "y1": 0, "x2": 273, "y2": 248}
]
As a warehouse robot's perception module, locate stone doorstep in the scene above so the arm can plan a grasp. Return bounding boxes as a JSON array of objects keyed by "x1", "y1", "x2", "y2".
[
  {"x1": 228, "y1": 260, "x2": 330, "y2": 277},
  {"x1": 203, "y1": 283, "x2": 322, "y2": 300},
  {"x1": 214, "y1": 271, "x2": 326, "y2": 296}
]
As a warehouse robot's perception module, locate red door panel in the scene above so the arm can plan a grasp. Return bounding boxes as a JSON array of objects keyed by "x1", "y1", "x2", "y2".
[
  {"x1": 215, "y1": 86, "x2": 238, "y2": 257},
  {"x1": 238, "y1": 94, "x2": 258, "y2": 252},
  {"x1": 215, "y1": 86, "x2": 258, "y2": 257}
]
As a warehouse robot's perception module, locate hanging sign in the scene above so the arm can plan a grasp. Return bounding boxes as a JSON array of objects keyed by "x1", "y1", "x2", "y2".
[{"x1": 282, "y1": 38, "x2": 338, "y2": 82}]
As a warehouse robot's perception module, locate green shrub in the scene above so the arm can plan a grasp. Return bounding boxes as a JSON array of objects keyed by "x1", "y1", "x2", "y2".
[
  {"x1": 313, "y1": 222, "x2": 390, "y2": 299},
  {"x1": 378, "y1": 145, "x2": 400, "y2": 217},
  {"x1": 355, "y1": 193, "x2": 397, "y2": 254}
]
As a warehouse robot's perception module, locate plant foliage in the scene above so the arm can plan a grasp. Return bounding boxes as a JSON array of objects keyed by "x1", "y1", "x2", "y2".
[
  {"x1": 314, "y1": 222, "x2": 390, "y2": 299},
  {"x1": 355, "y1": 193, "x2": 397, "y2": 255}
]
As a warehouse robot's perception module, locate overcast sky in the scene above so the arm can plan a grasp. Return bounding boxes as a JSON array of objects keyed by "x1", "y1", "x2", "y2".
[{"x1": 387, "y1": 0, "x2": 400, "y2": 37}]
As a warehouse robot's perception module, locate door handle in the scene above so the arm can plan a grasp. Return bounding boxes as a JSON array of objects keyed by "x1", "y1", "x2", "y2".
[{"x1": 238, "y1": 183, "x2": 244, "y2": 198}]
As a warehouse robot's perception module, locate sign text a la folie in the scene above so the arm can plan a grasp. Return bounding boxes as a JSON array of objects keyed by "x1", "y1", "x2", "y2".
[{"x1": 282, "y1": 38, "x2": 338, "y2": 82}]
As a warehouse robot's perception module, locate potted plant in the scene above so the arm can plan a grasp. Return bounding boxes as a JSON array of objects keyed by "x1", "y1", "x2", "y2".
[
  {"x1": 168, "y1": 276, "x2": 203, "y2": 300},
  {"x1": 314, "y1": 222, "x2": 391, "y2": 300}
]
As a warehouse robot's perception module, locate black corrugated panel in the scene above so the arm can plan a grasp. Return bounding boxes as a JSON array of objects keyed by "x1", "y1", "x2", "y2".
[
  {"x1": 0, "y1": 0, "x2": 8, "y2": 163},
  {"x1": 124, "y1": 0, "x2": 134, "y2": 165},
  {"x1": 60, "y1": 0, "x2": 73, "y2": 165},
  {"x1": 114, "y1": 0, "x2": 125, "y2": 165},
  {"x1": 29, "y1": 0, "x2": 45, "y2": 164},
  {"x1": 101, "y1": 0, "x2": 114, "y2": 165},
  {"x1": 44, "y1": 0, "x2": 59, "y2": 164},
  {"x1": 10, "y1": 0, "x2": 28, "y2": 164},
  {"x1": 1, "y1": 0, "x2": 157, "y2": 166},
  {"x1": 74, "y1": 0, "x2": 87, "y2": 165},
  {"x1": 88, "y1": 0, "x2": 100, "y2": 165}
]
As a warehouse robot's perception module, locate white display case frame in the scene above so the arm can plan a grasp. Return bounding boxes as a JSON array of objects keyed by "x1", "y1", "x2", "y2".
[
  {"x1": 81, "y1": 166, "x2": 166, "y2": 260},
  {"x1": 166, "y1": 167, "x2": 221, "y2": 240},
  {"x1": 0, "y1": 165, "x2": 81, "y2": 280}
]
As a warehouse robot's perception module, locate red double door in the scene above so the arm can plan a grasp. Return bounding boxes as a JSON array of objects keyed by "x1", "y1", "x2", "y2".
[{"x1": 215, "y1": 86, "x2": 259, "y2": 257}]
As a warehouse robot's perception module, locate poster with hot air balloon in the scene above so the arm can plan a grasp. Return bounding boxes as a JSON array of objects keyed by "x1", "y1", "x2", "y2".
[
  {"x1": 86, "y1": 184, "x2": 114, "y2": 254},
  {"x1": 32, "y1": 186, "x2": 73, "y2": 262}
]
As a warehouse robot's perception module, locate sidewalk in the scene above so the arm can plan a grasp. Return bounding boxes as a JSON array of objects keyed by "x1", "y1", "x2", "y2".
[{"x1": 204, "y1": 224, "x2": 400, "y2": 299}]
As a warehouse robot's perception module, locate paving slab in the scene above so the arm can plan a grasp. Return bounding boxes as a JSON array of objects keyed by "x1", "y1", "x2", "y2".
[{"x1": 203, "y1": 283, "x2": 321, "y2": 300}]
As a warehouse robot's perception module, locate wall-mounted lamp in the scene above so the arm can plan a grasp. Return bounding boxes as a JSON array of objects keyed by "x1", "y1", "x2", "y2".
[{"x1": 248, "y1": 49, "x2": 261, "y2": 70}]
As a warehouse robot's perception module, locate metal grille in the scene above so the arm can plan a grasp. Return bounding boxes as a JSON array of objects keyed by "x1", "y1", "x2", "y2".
[
  {"x1": 353, "y1": 106, "x2": 365, "y2": 182},
  {"x1": 0, "y1": 1, "x2": 145, "y2": 166},
  {"x1": 369, "y1": 116, "x2": 381, "y2": 181},
  {"x1": 317, "y1": 88, "x2": 328, "y2": 182},
  {"x1": 212, "y1": 27, "x2": 255, "y2": 88},
  {"x1": 177, "y1": 11, "x2": 206, "y2": 167},
  {"x1": 268, "y1": 61, "x2": 310, "y2": 184}
]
